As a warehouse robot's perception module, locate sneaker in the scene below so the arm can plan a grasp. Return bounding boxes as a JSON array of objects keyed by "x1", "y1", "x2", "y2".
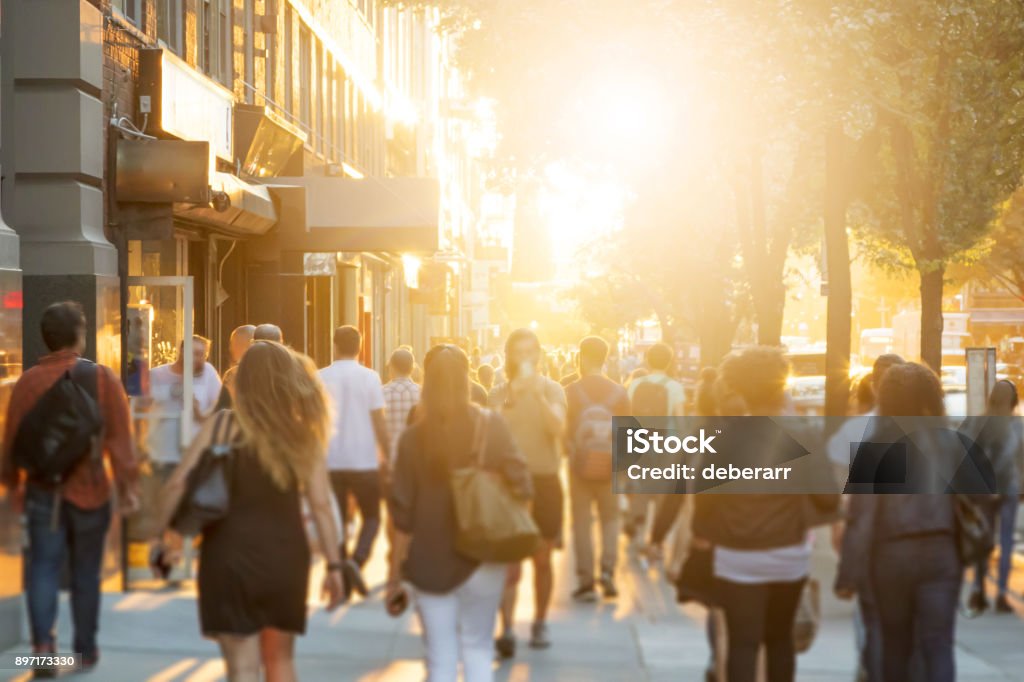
[
  {"x1": 600, "y1": 574, "x2": 619, "y2": 599},
  {"x1": 968, "y1": 590, "x2": 989, "y2": 613},
  {"x1": 529, "y1": 621, "x2": 551, "y2": 649},
  {"x1": 495, "y1": 633, "x2": 516, "y2": 660},
  {"x1": 996, "y1": 594, "x2": 1013, "y2": 614},
  {"x1": 342, "y1": 559, "x2": 369, "y2": 597},
  {"x1": 572, "y1": 583, "x2": 598, "y2": 603}
]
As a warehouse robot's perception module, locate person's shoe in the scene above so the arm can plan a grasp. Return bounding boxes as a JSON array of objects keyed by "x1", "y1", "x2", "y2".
[
  {"x1": 572, "y1": 583, "x2": 598, "y2": 603},
  {"x1": 342, "y1": 559, "x2": 369, "y2": 597},
  {"x1": 80, "y1": 650, "x2": 100, "y2": 672},
  {"x1": 600, "y1": 573, "x2": 619, "y2": 599},
  {"x1": 995, "y1": 594, "x2": 1013, "y2": 613},
  {"x1": 968, "y1": 589, "x2": 989, "y2": 613},
  {"x1": 495, "y1": 633, "x2": 516, "y2": 660},
  {"x1": 529, "y1": 621, "x2": 551, "y2": 649},
  {"x1": 30, "y1": 643, "x2": 57, "y2": 679}
]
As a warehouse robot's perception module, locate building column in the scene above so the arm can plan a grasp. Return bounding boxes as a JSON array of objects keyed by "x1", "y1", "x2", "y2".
[{"x1": 1, "y1": 0, "x2": 116, "y2": 368}]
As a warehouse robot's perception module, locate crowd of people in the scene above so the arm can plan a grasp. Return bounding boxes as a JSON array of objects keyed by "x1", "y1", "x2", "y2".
[{"x1": 1, "y1": 300, "x2": 1021, "y2": 682}]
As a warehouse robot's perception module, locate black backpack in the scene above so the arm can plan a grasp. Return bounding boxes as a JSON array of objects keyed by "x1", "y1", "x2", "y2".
[{"x1": 12, "y1": 360, "x2": 104, "y2": 486}]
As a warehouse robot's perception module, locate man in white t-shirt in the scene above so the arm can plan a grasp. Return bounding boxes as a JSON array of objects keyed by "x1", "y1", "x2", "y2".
[
  {"x1": 319, "y1": 325, "x2": 389, "y2": 594},
  {"x1": 147, "y1": 335, "x2": 222, "y2": 468}
]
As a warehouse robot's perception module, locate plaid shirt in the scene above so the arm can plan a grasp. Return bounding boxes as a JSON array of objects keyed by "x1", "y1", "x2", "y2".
[
  {"x1": 1, "y1": 350, "x2": 138, "y2": 509},
  {"x1": 382, "y1": 377, "x2": 420, "y2": 464}
]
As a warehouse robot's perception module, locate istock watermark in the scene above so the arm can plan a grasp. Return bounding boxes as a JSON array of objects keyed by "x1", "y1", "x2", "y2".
[{"x1": 611, "y1": 416, "x2": 1017, "y2": 495}]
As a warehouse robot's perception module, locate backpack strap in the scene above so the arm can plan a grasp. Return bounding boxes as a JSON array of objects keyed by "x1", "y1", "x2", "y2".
[
  {"x1": 68, "y1": 359, "x2": 105, "y2": 466},
  {"x1": 68, "y1": 359, "x2": 100, "y2": 402}
]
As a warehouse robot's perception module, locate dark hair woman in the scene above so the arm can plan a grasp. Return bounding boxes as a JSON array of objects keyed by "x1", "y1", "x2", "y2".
[
  {"x1": 387, "y1": 345, "x2": 532, "y2": 682},
  {"x1": 964, "y1": 380, "x2": 1021, "y2": 613},
  {"x1": 836, "y1": 362, "x2": 992, "y2": 682}
]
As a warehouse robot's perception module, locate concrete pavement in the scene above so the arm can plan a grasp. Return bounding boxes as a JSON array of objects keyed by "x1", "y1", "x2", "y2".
[{"x1": 4, "y1": 531, "x2": 1024, "y2": 680}]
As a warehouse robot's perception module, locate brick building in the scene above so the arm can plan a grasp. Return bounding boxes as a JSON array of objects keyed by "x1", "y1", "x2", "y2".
[{"x1": 0, "y1": 0, "x2": 491, "y2": 645}]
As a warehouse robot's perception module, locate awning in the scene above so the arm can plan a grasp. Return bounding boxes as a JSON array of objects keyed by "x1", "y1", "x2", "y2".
[
  {"x1": 173, "y1": 171, "x2": 277, "y2": 236},
  {"x1": 268, "y1": 176, "x2": 439, "y2": 252},
  {"x1": 969, "y1": 308, "x2": 1024, "y2": 325}
]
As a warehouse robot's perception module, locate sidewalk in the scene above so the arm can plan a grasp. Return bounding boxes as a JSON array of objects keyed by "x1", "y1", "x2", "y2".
[{"x1": 5, "y1": 535, "x2": 1024, "y2": 680}]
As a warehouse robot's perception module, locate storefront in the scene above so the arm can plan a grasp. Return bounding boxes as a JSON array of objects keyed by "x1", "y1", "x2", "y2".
[{"x1": 114, "y1": 48, "x2": 287, "y2": 585}]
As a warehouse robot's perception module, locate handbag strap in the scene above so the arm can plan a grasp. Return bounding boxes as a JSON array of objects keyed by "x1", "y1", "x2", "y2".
[
  {"x1": 472, "y1": 408, "x2": 491, "y2": 468},
  {"x1": 208, "y1": 410, "x2": 235, "y2": 455}
]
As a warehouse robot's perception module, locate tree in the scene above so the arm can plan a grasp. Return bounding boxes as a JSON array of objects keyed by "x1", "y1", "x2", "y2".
[{"x1": 846, "y1": 1, "x2": 1024, "y2": 370}]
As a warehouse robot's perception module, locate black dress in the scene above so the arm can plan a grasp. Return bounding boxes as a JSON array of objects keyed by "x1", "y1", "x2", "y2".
[{"x1": 198, "y1": 443, "x2": 310, "y2": 636}]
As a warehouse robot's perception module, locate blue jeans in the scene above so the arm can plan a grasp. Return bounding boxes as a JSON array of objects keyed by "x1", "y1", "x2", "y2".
[
  {"x1": 24, "y1": 485, "x2": 111, "y2": 657},
  {"x1": 973, "y1": 493, "x2": 1019, "y2": 597},
  {"x1": 871, "y1": 534, "x2": 959, "y2": 682}
]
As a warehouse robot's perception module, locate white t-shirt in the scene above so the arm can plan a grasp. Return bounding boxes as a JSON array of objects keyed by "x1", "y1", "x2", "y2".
[
  {"x1": 319, "y1": 359, "x2": 386, "y2": 471},
  {"x1": 147, "y1": 362, "x2": 223, "y2": 463}
]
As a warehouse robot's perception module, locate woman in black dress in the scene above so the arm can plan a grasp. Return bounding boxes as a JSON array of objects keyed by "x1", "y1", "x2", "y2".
[{"x1": 161, "y1": 341, "x2": 345, "y2": 681}]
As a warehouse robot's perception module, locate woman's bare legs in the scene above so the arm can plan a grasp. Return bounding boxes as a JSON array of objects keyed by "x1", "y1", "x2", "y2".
[
  {"x1": 260, "y1": 628, "x2": 298, "y2": 682},
  {"x1": 215, "y1": 634, "x2": 261, "y2": 682}
]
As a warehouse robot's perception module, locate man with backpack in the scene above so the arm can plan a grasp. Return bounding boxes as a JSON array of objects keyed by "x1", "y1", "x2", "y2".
[
  {"x1": 625, "y1": 343, "x2": 685, "y2": 540},
  {"x1": 565, "y1": 336, "x2": 630, "y2": 602},
  {"x1": 1, "y1": 301, "x2": 139, "y2": 674}
]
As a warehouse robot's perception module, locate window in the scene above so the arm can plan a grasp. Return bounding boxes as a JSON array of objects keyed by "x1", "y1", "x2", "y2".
[
  {"x1": 325, "y1": 59, "x2": 334, "y2": 159},
  {"x1": 336, "y1": 68, "x2": 347, "y2": 159},
  {"x1": 284, "y1": 6, "x2": 293, "y2": 116},
  {"x1": 112, "y1": 0, "x2": 143, "y2": 25},
  {"x1": 156, "y1": 0, "x2": 183, "y2": 54},
  {"x1": 243, "y1": 0, "x2": 255, "y2": 104},
  {"x1": 299, "y1": 26, "x2": 312, "y2": 133},
  {"x1": 315, "y1": 43, "x2": 324, "y2": 155},
  {"x1": 199, "y1": 0, "x2": 232, "y2": 86},
  {"x1": 264, "y1": 6, "x2": 276, "y2": 105}
]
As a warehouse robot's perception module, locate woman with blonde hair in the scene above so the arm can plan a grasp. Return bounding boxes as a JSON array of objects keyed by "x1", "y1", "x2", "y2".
[{"x1": 160, "y1": 341, "x2": 345, "y2": 682}]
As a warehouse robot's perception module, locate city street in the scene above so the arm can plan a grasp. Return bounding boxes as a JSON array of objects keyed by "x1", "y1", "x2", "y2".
[{"x1": 5, "y1": 531, "x2": 1024, "y2": 682}]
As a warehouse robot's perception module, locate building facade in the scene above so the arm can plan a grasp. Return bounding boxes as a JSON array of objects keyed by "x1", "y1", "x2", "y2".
[{"x1": 0, "y1": 0, "x2": 500, "y2": 645}]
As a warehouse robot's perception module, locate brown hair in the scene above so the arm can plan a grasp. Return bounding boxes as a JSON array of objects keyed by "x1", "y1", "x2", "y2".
[
  {"x1": 417, "y1": 344, "x2": 476, "y2": 480},
  {"x1": 719, "y1": 346, "x2": 789, "y2": 412},
  {"x1": 877, "y1": 362, "x2": 945, "y2": 417},
  {"x1": 233, "y1": 341, "x2": 332, "y2": 490}
]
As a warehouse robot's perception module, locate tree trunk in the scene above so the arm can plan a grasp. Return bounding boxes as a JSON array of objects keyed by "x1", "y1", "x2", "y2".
[
  {"x1": 699, "y1": 274, "x2": 733, "y2": 368},
  {"x1": 824, "y1": 126, "x2": 851, "y2": 417},
  {"x1": 919, "y1": 265, "x2": 945, "y2": 372},
  {"x1": 748, "y1": 150, "x2": 785, "y2": 347}
]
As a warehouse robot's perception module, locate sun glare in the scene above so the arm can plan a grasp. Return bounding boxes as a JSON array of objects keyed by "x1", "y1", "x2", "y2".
[{"x1": 538, "y1": 162, "x2": 627, "y2": 273}]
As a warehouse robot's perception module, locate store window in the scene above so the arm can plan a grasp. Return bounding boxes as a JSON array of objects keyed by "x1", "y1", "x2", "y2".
[{"x1": 0, "y1": 269, "x2": 21, "y2": 612}]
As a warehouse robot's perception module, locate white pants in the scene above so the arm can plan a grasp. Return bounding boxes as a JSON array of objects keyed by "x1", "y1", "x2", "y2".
[{"x1": 415, "y1": 563, "x2": 506, "y2": 682}]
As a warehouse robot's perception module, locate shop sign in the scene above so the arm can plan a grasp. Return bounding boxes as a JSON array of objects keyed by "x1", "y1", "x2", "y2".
[{"x1": 155, "y1": 50, "x2": 233, "y2": 161}]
